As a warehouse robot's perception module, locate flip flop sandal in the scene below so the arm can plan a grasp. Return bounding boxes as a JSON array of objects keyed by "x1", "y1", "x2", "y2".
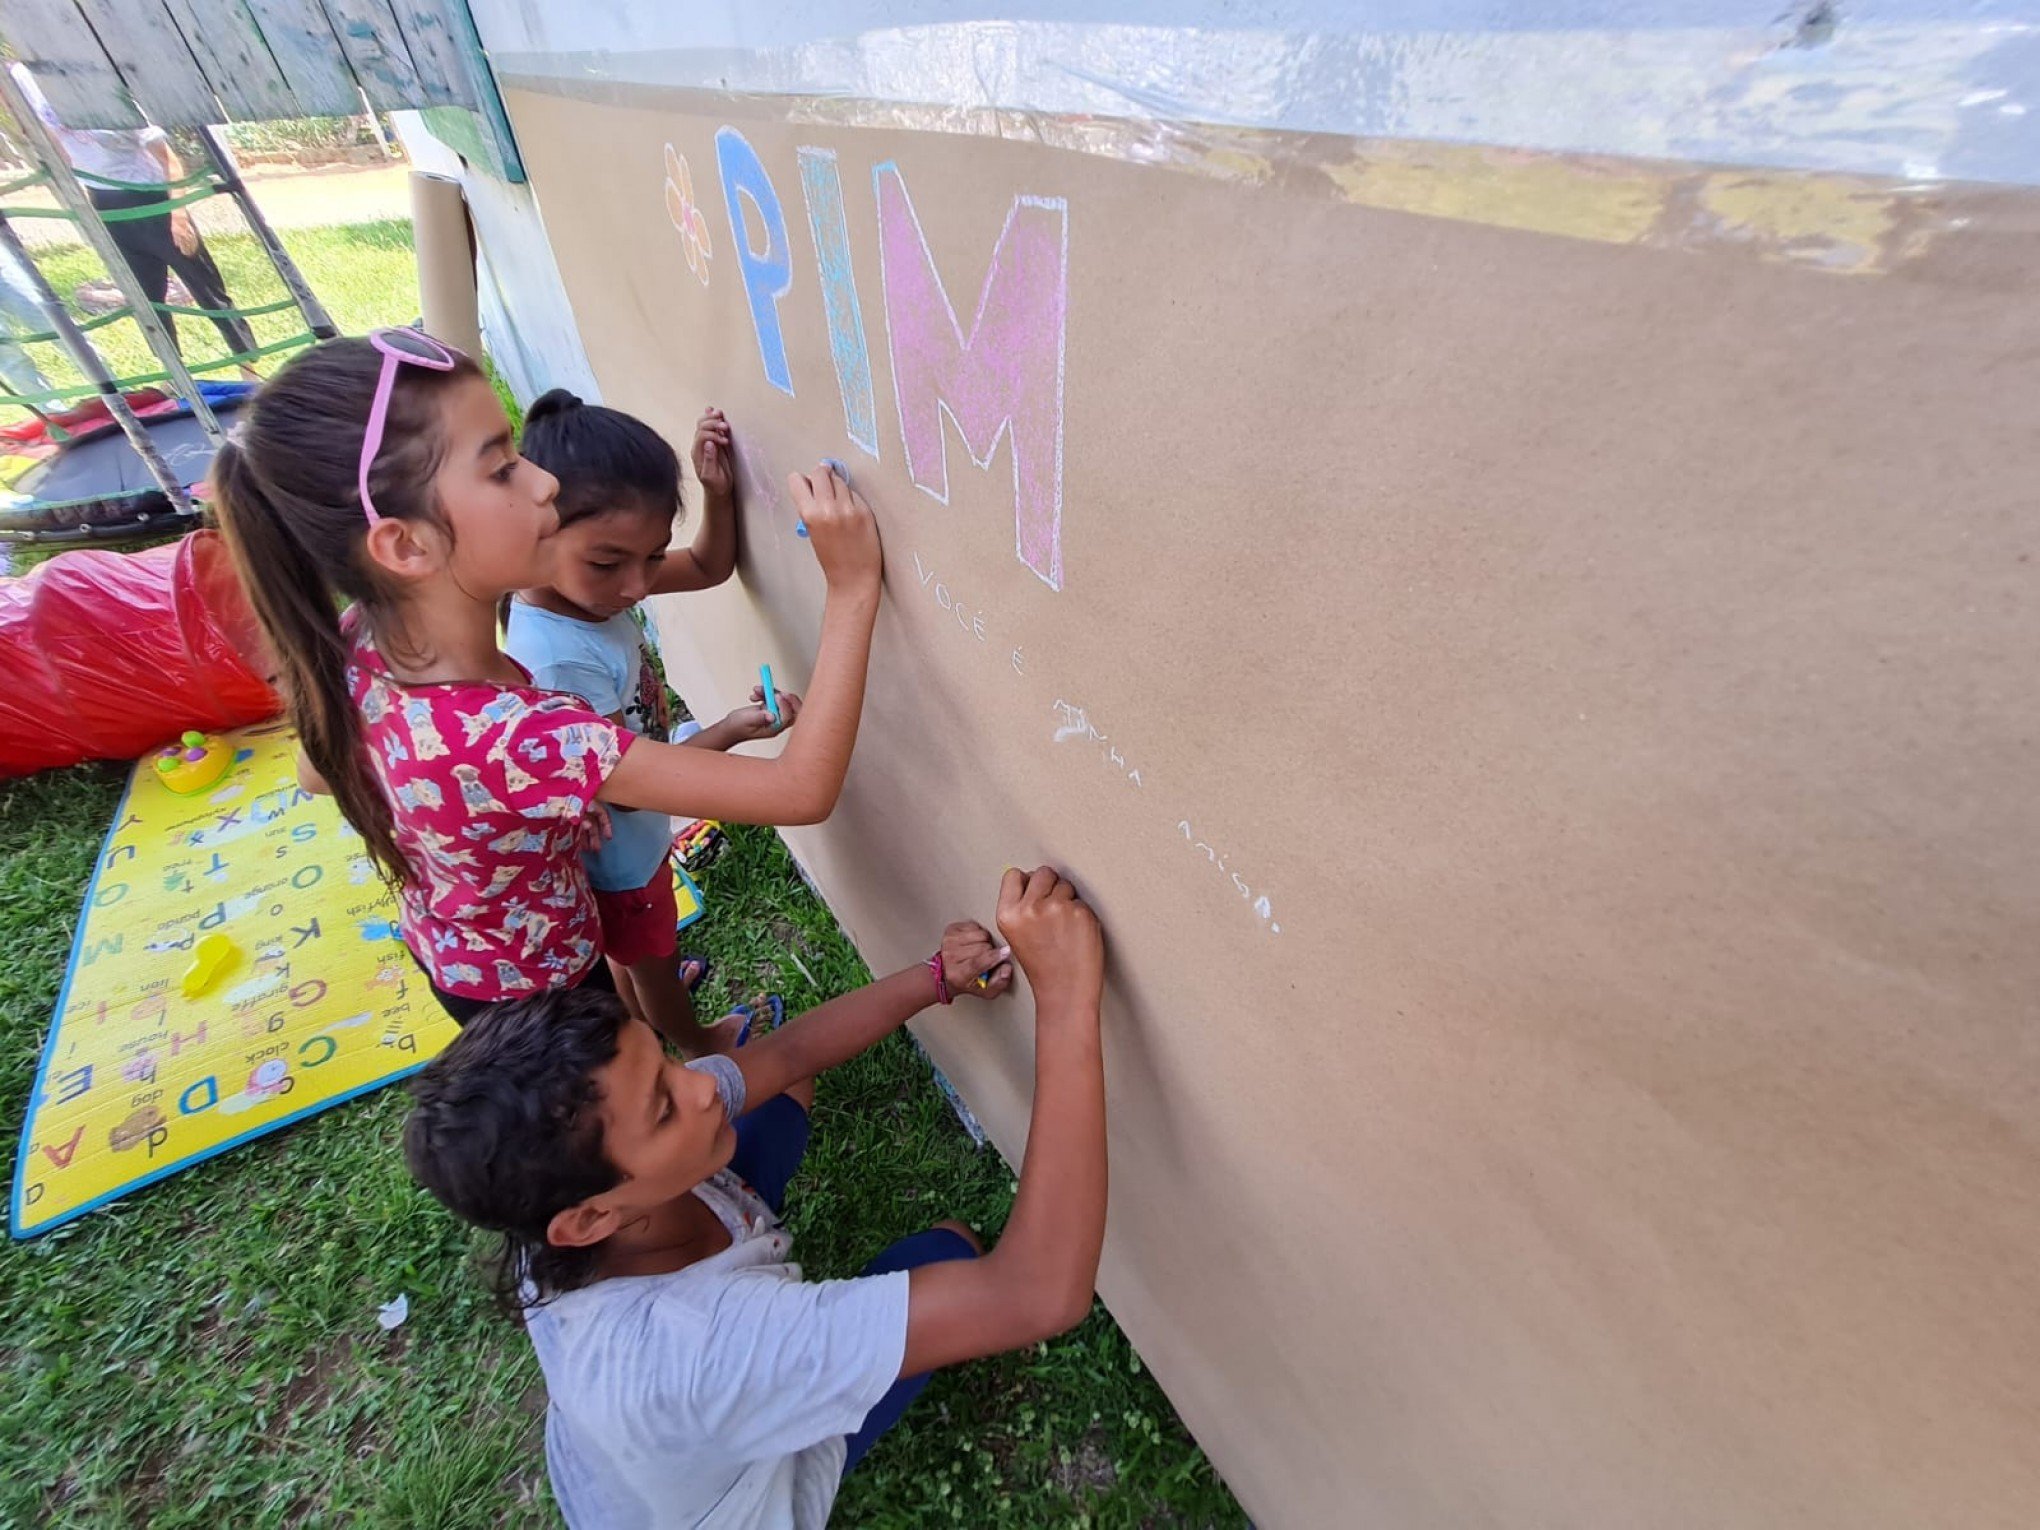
[
  {"x1": 728, "y1": 993, "x2": 786, "y2": 1049},
  {"x1": 678, "y1": 953, "x2": 713, "y2": 993}
]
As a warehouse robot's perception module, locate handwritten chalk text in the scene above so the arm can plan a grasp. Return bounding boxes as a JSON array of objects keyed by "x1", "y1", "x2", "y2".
[
  {"x1": 910, "y1": 551, "x2": 990, "y2": 642},
  {"x1": 1050, "y1": 700, "x2": 1144, "y2": 787},
  {"x1": 1178, "y1": 819, "x2": 1281, "y2": 934}
]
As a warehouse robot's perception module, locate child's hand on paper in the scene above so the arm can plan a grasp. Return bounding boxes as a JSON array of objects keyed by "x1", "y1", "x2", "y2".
[
  {"x1": 692, "y1": 407, "x2": 734, "y2": 501},
  {"x1": 789, "y1": 461, "x2": 881, "y2": 591},
  {"x1": 719, "y1": 686, "x2": 801, "y2": 744},
  {"x1": 997, "y1": 867, "x2": 1104, "y2": 1013},
  {"x1": 940, "y1": 920, "x2": 1014, "y2": 1001}
]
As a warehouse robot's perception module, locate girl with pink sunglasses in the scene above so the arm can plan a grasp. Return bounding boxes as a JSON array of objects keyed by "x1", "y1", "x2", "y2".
[{"x1": 212, "y1": 330, "x2": 883, "y2": 1026}]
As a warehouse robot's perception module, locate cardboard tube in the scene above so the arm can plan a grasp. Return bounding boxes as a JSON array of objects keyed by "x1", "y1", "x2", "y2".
[{"x1": 409, "y1": 171, "x2": 482, "y2": 360}]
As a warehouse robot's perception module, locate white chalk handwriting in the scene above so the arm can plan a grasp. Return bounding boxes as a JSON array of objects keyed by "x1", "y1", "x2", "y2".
[
  {"x1": 1178, "y1": 820, "x2": 1281, "y2": 934},
  {"x1": 1050, "y1": 699, "x2": 1144, "y2": 787},
  {"x1": 899, "y1": 550, "x2": 1288, "y2": 936},
  {"x1": 910, "y1": 551, "x2": 990, "y2": 642}
]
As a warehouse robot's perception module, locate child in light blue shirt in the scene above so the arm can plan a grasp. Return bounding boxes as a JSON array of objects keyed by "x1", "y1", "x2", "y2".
[{"x1": 507, "y1": 391, "x2": 797, "y2": 1055}]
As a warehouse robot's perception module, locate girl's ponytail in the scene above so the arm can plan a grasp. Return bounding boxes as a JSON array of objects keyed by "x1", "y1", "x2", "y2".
[
  {"x1": 209, "y1": 336, "x2": 482, "y2": 886},
  {"x1": 212, "y1": 434, "x2": 409, "y2": 882}
]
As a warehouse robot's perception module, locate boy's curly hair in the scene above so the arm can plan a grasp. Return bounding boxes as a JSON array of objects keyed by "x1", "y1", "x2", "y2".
[{"x1": 403, "y1": 988, "x2": 632, "y2": 1315}]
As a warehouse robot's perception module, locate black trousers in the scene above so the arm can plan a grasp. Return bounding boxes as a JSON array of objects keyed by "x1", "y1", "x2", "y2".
[{"x1": 86, "y1": 186, "x2": 257, "y2": 359}]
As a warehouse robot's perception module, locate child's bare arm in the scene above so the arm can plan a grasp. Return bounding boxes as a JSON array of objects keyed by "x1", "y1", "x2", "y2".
[
  {"x1": 295, "y1": 748, "x2": 331, "y2": 796},
  {"x1": 897, "y1": 869, "x2": 1109, "y2": 1374},
  {"x1": 600, "y1": 467, "x2": 878, "y2": 824},
  {"x1": 652, "y1": 408, "x2": 738, "y2": 593},
  {"x1": 733, "y1": 923, "x2": 1012, "y2": 1107}
]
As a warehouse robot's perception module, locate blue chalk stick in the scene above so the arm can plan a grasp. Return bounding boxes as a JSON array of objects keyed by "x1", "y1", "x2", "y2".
[{"x1": 761, "y1": 664, "x2": 781, "y2": 726}]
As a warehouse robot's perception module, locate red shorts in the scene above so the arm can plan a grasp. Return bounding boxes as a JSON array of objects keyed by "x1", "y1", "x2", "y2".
[{"x1": 593, "y1": 867, "x2": 678, "y2": 966}]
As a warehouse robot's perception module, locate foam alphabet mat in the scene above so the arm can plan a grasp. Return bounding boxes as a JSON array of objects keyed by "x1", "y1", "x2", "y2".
[{"x1": 10, "y1": 720, "x2": 707, "y2": 1237}]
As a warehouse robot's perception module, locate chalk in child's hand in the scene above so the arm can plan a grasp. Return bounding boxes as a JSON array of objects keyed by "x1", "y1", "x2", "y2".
[
  {"x1": 760, "y1": 665, "x2": 780, "y2": 727},
  {"x1": 797, "y1": 460, "x2": 847, "y2": 539},
  {"x1": 975, "y1": 945, "x2": 1013, "y2": 989}
]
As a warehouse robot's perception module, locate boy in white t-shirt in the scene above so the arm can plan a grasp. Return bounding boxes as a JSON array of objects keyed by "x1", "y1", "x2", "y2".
[
  {"x1": 404, "y1": 867, "x2": 1108, "y2": 1529},
  {"x1": 507, "y1": 390, "x2": 798, "y2": 1055}
]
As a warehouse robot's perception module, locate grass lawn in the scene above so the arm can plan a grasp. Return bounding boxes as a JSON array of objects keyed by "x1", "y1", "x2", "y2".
[{"x1": 0, "y1": 221, "x2": 1246, "y2": 1525}]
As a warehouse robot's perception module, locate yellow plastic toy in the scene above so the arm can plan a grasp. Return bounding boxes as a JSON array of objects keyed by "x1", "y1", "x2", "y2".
[
  {"x1": 179, "y1": 933, "x2": 240, "y2": 998},
  {"x1": 152, "y1": 730, "x2": 231, "y2": 795}
]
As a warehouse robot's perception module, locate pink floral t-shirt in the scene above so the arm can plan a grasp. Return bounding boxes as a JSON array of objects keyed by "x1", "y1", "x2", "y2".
[{"x1": 346, "y1": 631, "x2": 633, "y2": 1000}]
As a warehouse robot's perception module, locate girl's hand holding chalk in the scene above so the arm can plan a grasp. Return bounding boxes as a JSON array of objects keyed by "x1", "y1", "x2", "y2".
[
  {"x1": 788, "y1": 461, "x2": 881, "y2": 590},
  {"x1": 798, "y1": 458, "x2": 849, "y2": 540},
  {"x1": 938, "y1": 920, "x2": 1014, "y2": 1001}
]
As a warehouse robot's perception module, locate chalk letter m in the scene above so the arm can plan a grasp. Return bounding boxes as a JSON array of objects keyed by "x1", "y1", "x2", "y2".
[{"x1": 874, "y1": 163, "x2": 1067, "y2": 591}]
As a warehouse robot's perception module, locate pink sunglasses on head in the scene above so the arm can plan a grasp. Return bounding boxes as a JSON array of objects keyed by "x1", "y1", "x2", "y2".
[{"x1": 358, "y1": 326, "x2": 464, "y2": 525}]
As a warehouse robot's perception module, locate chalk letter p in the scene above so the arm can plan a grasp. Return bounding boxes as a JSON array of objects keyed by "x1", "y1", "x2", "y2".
[{"x1": 715, "y1": 127, "x2": 795, "y2": 395}]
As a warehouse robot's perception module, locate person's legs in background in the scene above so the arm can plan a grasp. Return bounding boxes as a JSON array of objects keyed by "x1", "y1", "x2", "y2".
[
  {"x1": 167, "y1": 235, "x2": 257, "y2": 362},
  {"x1": 599, "y1": 869, "x2": 743, "y2": 1057},
  {"x1": 85, "y1": 188, "x2": 176, "y2": 353},
  {"x1": 85, "y1": 188, "x2": 259, "y2": 379}
]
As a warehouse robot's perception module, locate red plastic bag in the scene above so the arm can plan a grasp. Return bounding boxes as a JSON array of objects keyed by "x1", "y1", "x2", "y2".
[{"x1": 0, "y1": 530, "x2": 280, "y2": 777}]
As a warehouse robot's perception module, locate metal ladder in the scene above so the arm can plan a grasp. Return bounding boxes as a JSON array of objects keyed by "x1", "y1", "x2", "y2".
[{"x1": 0, "y1": 65, "x2": 336, "y2": 524}]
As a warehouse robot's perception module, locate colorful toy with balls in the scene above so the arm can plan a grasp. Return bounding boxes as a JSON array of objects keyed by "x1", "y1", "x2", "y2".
[{"x1": 152, "y1": 730, "x2": 231, "y2": 795}]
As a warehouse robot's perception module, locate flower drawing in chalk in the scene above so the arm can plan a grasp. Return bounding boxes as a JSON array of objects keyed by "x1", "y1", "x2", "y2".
[{"x1": 664, "y1": 144, "x2": 713, "y2": 286}]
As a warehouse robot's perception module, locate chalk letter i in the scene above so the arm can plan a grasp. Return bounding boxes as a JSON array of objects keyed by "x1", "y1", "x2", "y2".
[{"x1": 798, "y1": 147, "x2": 878, "y2": 456}]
